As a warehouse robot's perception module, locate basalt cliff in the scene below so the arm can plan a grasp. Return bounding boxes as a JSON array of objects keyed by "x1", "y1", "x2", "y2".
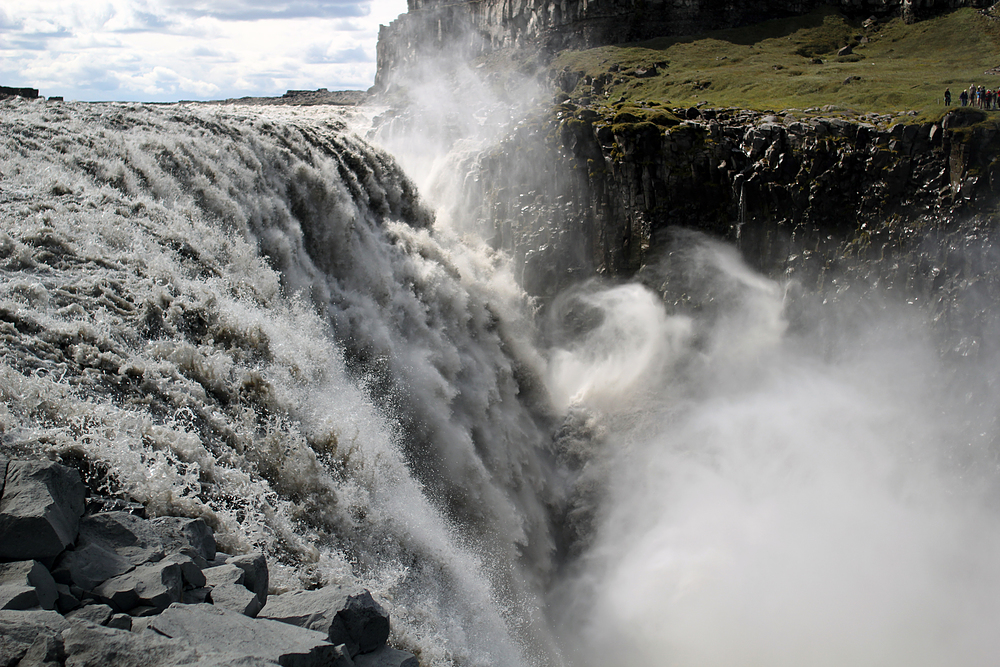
[{"x1": 373, "y1": 1, "x2": 1000, "y2": 355}]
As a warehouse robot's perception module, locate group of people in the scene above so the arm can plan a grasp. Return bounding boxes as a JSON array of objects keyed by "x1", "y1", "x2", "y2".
[{"x1": 944, "y1": 85, "x2": 1000, "y2": 109}]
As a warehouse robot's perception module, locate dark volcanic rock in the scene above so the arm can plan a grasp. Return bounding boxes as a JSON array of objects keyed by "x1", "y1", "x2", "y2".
[
  {"x1": 0, "y1": 560, "x2": 57, "y2": 610},
  {"x1": 0, "y1": 609, "x2": 69, "y2": 667},
  {"x1": 0, "y1": 460, "x2": 85, "y2": 560},
  {"x1": 150, "y1": 516, "x2": 216, "y2": 563},
  {"x1": 354, "y1": 645, "x2": 420, "y2": 667},
  {"x1": 151, "y1": 603, "x2": 346, "y2": 667},
  {"x1": 259, "y1": 586, "x2": 390, "y2": 657}
]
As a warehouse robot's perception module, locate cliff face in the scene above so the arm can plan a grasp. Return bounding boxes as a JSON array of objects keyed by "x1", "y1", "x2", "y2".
[
  {"x1": 375, "y1": 0, "x2": 988, "y2": 90},
  {"x1": 455, "y1": 104, "x2": 1000, "y2": 350}
]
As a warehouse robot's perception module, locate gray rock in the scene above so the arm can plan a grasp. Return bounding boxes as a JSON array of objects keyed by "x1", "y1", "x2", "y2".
[
  {"x1": 93, "y1": 558, "x2": 183, "y2": 613},
  {"x1": 66, "y1": 604, "x2": 114, "y2": 626},
  {"x1": 106, "y1": 613, "x2": 132, "y2": 631},
  {"x1": 258, "y1": 587, "x2": 389, "y2": 657},
  {"x1": 163, "y1": 553, "x2": 206, "y2": 588},
  {"x1": 0, "y1": 460, "x2": 85, "y2": 560},
  {"x1": 0, "y1": 561, "x2": 57, "y2": 610},
  {"x1": 205, "y1": 563, "x2": 245, "y2": 588},
  {"x1": 150, "y1": 516, "x2": 215, "y2": 562},
  {"x1": 337, "y1": 591, "x2": 390, "y2": 655},
  {"x1": 353, "y1": 646, "x2": 418, "y2": 667},
  {"x1": 228, "y1": 553, "x2": 268, "y2": 606},
  {"x1": 0, "y1": 456, "x2": 8, "y2": 500},
  {"x1": 210, "y1": 582, "x2": 263, "y2": 617},
  {"x1": 62, "y1": 621, "x2": 199, "y2": 667},
  {"x1": 16, "y1": 633, "x2": 64, "y2": 667},
  {"x1": 55, "y1": 583, "x2": 81, "y2": 613},
  {"x1": 152, "y1": 603, "x2": 344, "y2": 667},
  {"x1": 73, "y1": 512, "x2": 166, "y2": 567},
  {"x1": 0, "y1": 610, "x2": 70, "y2": 667},
  {"x1": 52, "y1": 542, "x2": 134, "y2": 591},
  {"x1": 181, "y1": 587, "x2": 212, "y2": 604}
]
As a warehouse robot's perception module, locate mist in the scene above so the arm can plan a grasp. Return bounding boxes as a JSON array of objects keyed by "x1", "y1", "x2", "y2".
[{"x1": 544, "y1": 234, "x2": 1000, "y2": 667}]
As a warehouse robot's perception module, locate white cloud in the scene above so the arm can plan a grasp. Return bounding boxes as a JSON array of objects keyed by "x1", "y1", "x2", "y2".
[{"x1": 0, "y1": 0, "x2": 408, "y2": 101}]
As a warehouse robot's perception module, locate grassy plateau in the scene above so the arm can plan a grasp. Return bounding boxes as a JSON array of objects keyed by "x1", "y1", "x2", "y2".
[{"x1": 546, "y1": 6, "x2": 1000, "y2": 120}]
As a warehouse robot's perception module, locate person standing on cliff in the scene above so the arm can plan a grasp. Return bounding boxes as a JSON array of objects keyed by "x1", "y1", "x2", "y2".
[
  {"x1": 960, "y1": 89, "x2": 969, "y2": 106},
  {"x1": 945, "y1": 88, "x2": 951, "y2": 105}
]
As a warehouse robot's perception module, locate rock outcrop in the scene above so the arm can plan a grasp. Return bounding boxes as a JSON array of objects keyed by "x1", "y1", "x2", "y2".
[
  {"x1": 0, "y1": 458, "x2": 418, "y2": 667},
  {"x1": 454, "y1": 101, "x2": 1000, "y2": 353},
  {"x1": 374, "y1": 0, "x2": 989, "y2": 91}
]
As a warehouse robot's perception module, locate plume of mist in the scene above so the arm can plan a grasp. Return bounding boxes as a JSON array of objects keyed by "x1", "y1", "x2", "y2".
[{"x1": 545, "y1": 230, "x2": 1000, "y2": 667}]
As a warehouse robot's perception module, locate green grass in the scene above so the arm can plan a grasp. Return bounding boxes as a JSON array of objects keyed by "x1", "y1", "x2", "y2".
[{"x1": 546, "y1": 7, "x2": 1000, "y2": 119}]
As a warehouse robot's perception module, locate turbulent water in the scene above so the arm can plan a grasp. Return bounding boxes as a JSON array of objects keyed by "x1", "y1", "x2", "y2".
[{"x1": 3, "y1": 96, "x2": 1000, "y2": 667}]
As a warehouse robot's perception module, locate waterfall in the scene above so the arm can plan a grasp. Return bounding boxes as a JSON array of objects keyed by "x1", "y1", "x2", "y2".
[
  {"x1": 0, "y1": 100, "x2": 555, "y2": 667},
  {"x1": 4, "y1": 94, "x2": 1000, "y2": 667}
]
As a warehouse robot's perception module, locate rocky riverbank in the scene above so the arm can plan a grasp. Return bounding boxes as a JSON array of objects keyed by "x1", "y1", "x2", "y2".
[{"x1": 0, "y1": 457, "x2": 418, "y2": 667}]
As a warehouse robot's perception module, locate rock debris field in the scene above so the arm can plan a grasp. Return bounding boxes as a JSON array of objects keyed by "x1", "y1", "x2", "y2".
[{"x1": 0, "y1": 456, "x2": 418, "y2": 667}]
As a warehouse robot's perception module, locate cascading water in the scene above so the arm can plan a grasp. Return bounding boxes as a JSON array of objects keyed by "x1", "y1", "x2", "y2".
[
  {"x1": 0, "y1": 100, "x2": 555, "y2": 667},
  {"x1": 4, "y1": 90, "x2": 1000, "y2": 667}
]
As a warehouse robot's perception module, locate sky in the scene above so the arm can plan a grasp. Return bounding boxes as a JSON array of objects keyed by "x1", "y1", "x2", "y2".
[{"x1": 0, "y1": 0, "x2": 409, "y2": 102}]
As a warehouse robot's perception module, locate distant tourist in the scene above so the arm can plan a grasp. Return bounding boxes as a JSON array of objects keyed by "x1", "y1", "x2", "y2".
[
  {"x1": 945, "y1": 88, "x2": 951, "y2": 105},
  {"x1": 960, "y1": 89, "x2": 969, "y2": 106}
]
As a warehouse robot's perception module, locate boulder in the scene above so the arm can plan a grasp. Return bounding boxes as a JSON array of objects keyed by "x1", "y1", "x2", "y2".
[
  {"x1": 0, "y1": 460, "x2": 85, "y2": 560},
  {"x1": 258, "y1": 586, "x2": 390, "y2": 657},
  {"x1": 66, "y1": 604, "x2": 114, "y2": 626},
  {"x1": 228, "y1": 552, "x2": 268, "y2": 605},
  {"x1": 72, "y1": 512, "x2": 166, "y2": 567},
  {"x1": 93, "y1": 558, "x2": 183, "y2": 613},
  {"x1": 150, "y1": 516, "x2": 215, "y2": 563},
  {"x1": 0, "y1": 560, "x2": 58, "y2": 610},
  {"x1": 353, "y1": 646, "x2": 419, "y2": 667},
  {"x1": 151, "y1": 603, "x2": 345, "y2": 667},
  {"x1": 204, "y1": 563, "x2": 245, "y2": 588},
  {"x1": 205, "y1": 560, "x2": 265, "y2": 616},
  {"x1": 106, "y1": 613, "x2": 132, "y2": 631},
  {"x1": 0, "y1": 610, "x2": 70, "y2": 667},
  {"x1": 16, "y1": 633, "x2": 64, "y2": 667},
  {"x1": 62, "y1": 620, "x2": 199, "y2": 667},
  {"x1": 52, "y1": 542, "x2": 133, "y2": 591},
  {"x1": 55, "y1": 583, "x2": 81, "y2": 613},
  {"x1": 209, "y1": 583, "x2": 262, "y2": 617}
]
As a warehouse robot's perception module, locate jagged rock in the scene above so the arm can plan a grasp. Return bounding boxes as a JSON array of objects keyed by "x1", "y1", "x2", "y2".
[
  {"x1": 258, "y1": 587, "x2": 390, "y2": 657},
  {"x1": 55, "y1": 583, "x2": 81, "y2": 613},
  {"x1": 0, "y1": 561, "x2": 57, "y2": 610},
  {"x1": 204, "y1": 563, "x2": 244, "y2": 588},
  {"x1": 210, "y1": 582, "x2": 262, "y2": 617},
  {"x1": 0, "y1": 610, "x2": 70, "y2": 667},
  {"x1": 228, "y1": 552, "x2": 268, "y2": 605},
  {"x1": 17, "y1": 633, "x2": 64, "y2": 667},
  {"x1": 66, "y1": 603, "x2": 114, "y2": 626},
  {"x1": 353, "y1": 646, "x2": 419, "y2": 667},
  {"x1": 150, "y1": 516, "x2": 215, "y2": 563},
  {"x1": 203, "y1": 564, "x2": 260, "y2": 614},
  {"x1": 52, "y1": 542, "x2": 133, "y2": 591},
  {"x1": 0, "y1": 456, "x2": 8, "y2": 500},
  {"x1": 72, "y1": 512, "x2": 166, "y2": 566},
  {"x1": 164, "y1": 553, "x2": 206, "y2": 589},
  {"x1": 181, "y1": 587, "x2": 212, "y2": 604},
  {"x1": 151, "y1": 603, "x2": 346, "y2": 667},
  {"x1": 0, "y1": 460, "x2": 86, "y2": 560},
  {"x1": 62, "y1": 621, "x2": 199, "y2": 667},
  {"x1": 106, "y1": 613, "x2": 132, "y2": 630},
  {"x1": 93, "y1": 558, "x2": 183, "y2": 613}
]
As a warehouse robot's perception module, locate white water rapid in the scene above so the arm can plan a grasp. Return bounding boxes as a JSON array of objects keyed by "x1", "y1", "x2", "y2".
[{"x1": 3, "y1": 97, "x2": 1000, "y2": 667}]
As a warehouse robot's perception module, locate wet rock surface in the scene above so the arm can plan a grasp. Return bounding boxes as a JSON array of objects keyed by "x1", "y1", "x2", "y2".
[
  {"x1": 465, "y1": 103, "x2": 1000, "y2": 355},
  {"x1": 0, "y1": 459, "x2": 416, "y2": 667}
]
